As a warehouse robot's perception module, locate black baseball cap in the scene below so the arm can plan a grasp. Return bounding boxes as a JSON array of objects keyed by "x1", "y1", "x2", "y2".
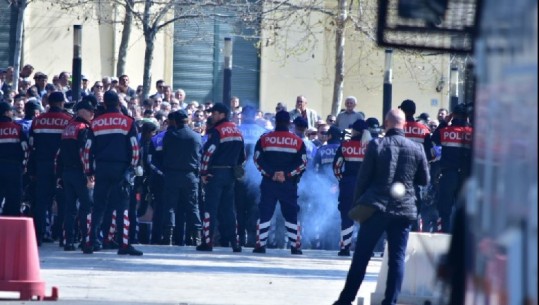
[
  {"x1": 48, "y1": 91, "x2": 66, "y2": 104},
  {"x1": 293, "y1": 116, "x2": 308, "y2": 128},
  {"x1": 399, "y1": 99, "x2": 416, "y2": 114},
  {"x1": 352, "y1": 119, "x2": 368, "y2": 132},
  {"x1": 275, "y1": 110, "x2": 291, "y2": 123},
  {"x1": 208, "y1": 102, "x2": 230, "y2": 114},
  {"x1": 0, "y1": 101, "x2": 13, "y2": 114},
  {"x1": 74, "y1": 100, "x2": 95, "y2": 112}
]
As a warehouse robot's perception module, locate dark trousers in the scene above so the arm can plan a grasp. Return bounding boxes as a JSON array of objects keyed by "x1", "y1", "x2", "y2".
[
  {"x1": 256, "y1": 178, "x2": 300, "y2": 249},
  {"x1": 34, "y1": 161, "x2": 56, "y2": 243},
  {"x1": 149, "y1": 174, "x2": 165, "y2": 244},
  {"x1": 91, "y1": 162, "x2": 129, "y2": 246},
  {"x1": 437, "y1": 168, "x2": 464, "y2": 233},
  {"x1": 338, "y1": 176, "x2": 355, "y2": 250},
  {"x1": 234, "y1": 179, "x2": 259, "y2": 246},
  {"x1": 336, "y1": 212, "x2": 412, "y2": 305},
  {"x1": 162, "y1": 170, "x2": 201, "y2": 243},
  {"x1": 62, "y1": 169, "x2": 93, "y2": 245},
  {"x1": 0, "y1": 162, "x2": 23, "y2": 216},
  {"x1": 201, "y1": 168, "x2": 237, "y2": 247}
]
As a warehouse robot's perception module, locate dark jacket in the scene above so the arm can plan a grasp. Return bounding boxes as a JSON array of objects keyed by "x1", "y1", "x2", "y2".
[
  {"x1": 430, "y1": 118, "x2": 472, "y2": 171},
  {"x1": 0, "y1": 116, "x2": 29, "y2": 166},
  {"x1": 253, "y1": 126, "x2": 307, "y2": 182},
  {"x1": 200, "y1": 119, "x2": 245, "y2": 176},
  {"x1": 56, "y1": 116, "x2": 91, "y2": 175},
  {"x1": 84, "y1": 110, "x2": 139, "y2": 175},
  {"x1": 162, "y1": 124, "x2": 201, "y2": 173},
  {"x1": 353, "y1": 128, "x2": 430, "y2": 220},
  {"x1": 333, "y1": 135, "x2": 366, "y2": 181}
]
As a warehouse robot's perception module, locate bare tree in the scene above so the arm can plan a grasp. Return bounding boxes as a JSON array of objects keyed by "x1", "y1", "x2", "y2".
[
  {"x1": 116, "y1": 0, "x2": 134, "y2": 76},
  {"x1": 7, "y1": 0, "x2": 28, "y2": 94}
]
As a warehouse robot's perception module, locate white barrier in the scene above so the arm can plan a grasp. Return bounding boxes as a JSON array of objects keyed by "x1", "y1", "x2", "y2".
[{"x1": 366, "y1": 232, "x2": 452, "y2": 305}]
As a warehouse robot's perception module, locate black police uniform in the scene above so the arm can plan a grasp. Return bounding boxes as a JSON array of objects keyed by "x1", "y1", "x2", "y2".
[
  {"x1": 431, "y1": 115, "x2": 472, "y2": 233},
  {"x1": 56, "y1": 113, "x2": 93, "y2": 250},
  {"x1": 252, "y1": 112, "x2": 307, "y2": 255},
  {"x1": 28, "y1": 103, "x2": 71, "y2": 244},
  {"x1": 84, "y1": 107, "x2": 141, "y2": 255},
  {"x1": 198, "y1": 113, "x2": 245, "y2": 252},
  {"x1": 161, "y1": 112, "x2": 202, "y2": 246},
  {"x1": 333, "y1": 123, "x2": 368, "y2": 256},
  {"x1": 0, "y1": 108, "x2": 29, "y2": 216}
]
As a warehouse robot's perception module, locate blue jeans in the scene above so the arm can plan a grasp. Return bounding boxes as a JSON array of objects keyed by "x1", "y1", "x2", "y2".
[{"x1": 335, "y1": 212, "x2": 412, "y2": 305}]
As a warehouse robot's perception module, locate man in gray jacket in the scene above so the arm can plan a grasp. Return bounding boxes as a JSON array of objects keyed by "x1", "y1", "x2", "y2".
[{"x1": 333, "y1": 109, "x2": 430, "y2": 305}]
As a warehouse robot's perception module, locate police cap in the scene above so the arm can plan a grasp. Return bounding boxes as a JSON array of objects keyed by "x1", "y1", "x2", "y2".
[{"x1": 399, "y1": 99, "x2": 416, "y2": 114}]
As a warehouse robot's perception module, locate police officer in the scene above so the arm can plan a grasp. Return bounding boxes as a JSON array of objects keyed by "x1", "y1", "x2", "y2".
[
  {"x1": 161, "y1": 110, "x2": 203, "y2": 246},
  {"x1": 312, "y1": 125, "x2": 342, "y2": 250},
  {"x1": 236, "y1": 105, "x2": 266, "y2": 247},
  {"x1": 147, "y1": 119, "x2": 167, "y2": 244},
  {"x1": 431, "y1": 104, "x2": 472, "y2": 232},
  {"x1": 56, "y1": 97, "x2": 95, "y2": 251},
  {"x1": 84, "y1": 90, "x2": 142, "y2": 255},
  {"x1": 252, "y1": 110, "x2": 307, "y2": 255},
  {"x1": 333, "y1": 119, "x2": 371, "y2": 256},
  {"x1": 28, "y1": 91, "x2": 72, "y2": 245},
  {"x1": 398, "y1": 99, "x2": 433, "y2": 231},
  {"x1": 0, "y1": 102, "x2": 28, "y2": 216},
  {"x1": 197, "y1": 102, "x2": 245, "y2": 252}
]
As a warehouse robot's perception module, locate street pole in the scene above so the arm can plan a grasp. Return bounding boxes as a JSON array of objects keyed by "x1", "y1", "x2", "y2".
[
  {"x1": 222, "y1": 37, "x2": 233, "y2": 106},
  {"x1": 72, "y1": 25, "x2": 82, "y2": 104},
  {"x1": 449, "y1": 66, "x2": 459, "y2": 111},
  {"x1": 382, "y1": 49, "x2": 393, "y2": 123}
]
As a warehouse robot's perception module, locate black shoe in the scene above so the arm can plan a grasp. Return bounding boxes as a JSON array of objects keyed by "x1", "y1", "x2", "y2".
[
  {"x1": 252, "y1": 246, "x2": 266, "y2": 254},
  {"x1": 196, "y1": 244, "x2": 213, "y2": 252},
  {"x1": 291, "y1": 247, "x2": 303, "y2": 255},
  {"x1": 64, "y1": 244, "x2": 76, "y2": 251},
  {"x1": 82, "y1": 245, "x2": 94, "y2": 254},
  {"x1": 117, "y1": 245, "x2": 143, "y2": 256},
  {"x1": 232, "y1": 246, "x2": 242, "y2": 253},
  {"x1": 103, "y1": 241, "x2": 119, "y2": 250},
  {"x1": 338, "y1": 249, "x2": 350, "y2": 257},
  {"x1": 93, "y1": 243, "x2": 103, "y2": 252}
]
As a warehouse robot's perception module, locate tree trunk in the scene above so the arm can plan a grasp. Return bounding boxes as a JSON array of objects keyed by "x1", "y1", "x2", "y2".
[
  {"x1": 142, "y1": 32, "x2": 156, "y2": 99},
  {"x1": 12, "y1": 0, "x2": 27, "y2": 94},
  {"x1": 331, "y1": 0, "x2": 347, "y2": 116},
  {"x1": 116, "y1": 0, "x2": 134, "y2": 77}
]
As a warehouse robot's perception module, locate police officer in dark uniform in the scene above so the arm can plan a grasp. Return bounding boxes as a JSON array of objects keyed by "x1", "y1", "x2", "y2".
[
  {"x1": 236, "y1": 105, "x2": 266, "y2": 247},
  {"x1": 333, "y1": 119, "x2": 371, "y2": 256},
  {"x1": 55, "y1": 97, "x2": 95, "y2": 251},
  {"x1": 197, "y1": 102, "x2": 245, "y2": 253},
  {"x1": 84, "y1": 90, "x2": 142, "y2": 255},
  {"x1": 252, "y1": 110, "x2": 307, "y2": 255},
  {"x1": 0, "y1": 102, "x2": 29, "y2": 216},
  {"x1": 147, "y1": 121, "x2": 167, "y2": 244},
  {"x1": 430, "y1": 104, "x2": 472, "y2": 233},
  {"x1": 29, "y1": 91, "x2": 72, "y2": 245},
  {"x1": 398, "y1": 99, "x2": 433, "y2": 231},
  {"x1": 312, "y1": 125, "x2": 342, "y2": 250},
  {"x1": 161, "y1": 110, "x2": 202, "y2": 246}
]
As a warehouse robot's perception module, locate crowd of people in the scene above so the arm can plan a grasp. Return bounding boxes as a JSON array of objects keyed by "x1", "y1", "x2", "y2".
[{"x1": 0, "y1": 65, "x2": 472, "y2": 260}]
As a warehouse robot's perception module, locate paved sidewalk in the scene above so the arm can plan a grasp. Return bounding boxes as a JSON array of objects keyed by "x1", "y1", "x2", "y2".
[{"x1": 1, "y1": 243, "x2": 382, "y2": 305}]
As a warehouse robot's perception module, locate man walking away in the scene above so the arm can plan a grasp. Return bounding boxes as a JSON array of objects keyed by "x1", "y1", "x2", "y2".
[{"x1": 333, "y1": 109, "x2": 429, "y2": 305}]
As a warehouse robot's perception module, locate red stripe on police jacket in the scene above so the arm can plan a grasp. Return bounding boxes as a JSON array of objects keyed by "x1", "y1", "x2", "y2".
[
  {"x1": 404, "y1": 121, "x2": 430, "y2": 143},
  {"x1": 31, "y1": 112, "x2": 71, "y2": 134},
  {"x1": 91, "y1": 113, "x2": 133, "y2": 136}
]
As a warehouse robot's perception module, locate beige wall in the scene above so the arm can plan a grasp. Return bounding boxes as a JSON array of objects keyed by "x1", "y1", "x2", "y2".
[
  {"x1": 23, "y1": 1, "x2": 449, "y2": 120},
  {"x1": 23, "y1": 1, "x2": 172, "y2": 88},
  {"x1": 258, "y1": 1, "x2": 451, "y2": 121}
]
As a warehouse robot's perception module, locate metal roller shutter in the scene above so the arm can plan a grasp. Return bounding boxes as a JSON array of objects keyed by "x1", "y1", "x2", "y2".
[{"x1": 173, "y1": 9, "x2": 259, "y2": 108}]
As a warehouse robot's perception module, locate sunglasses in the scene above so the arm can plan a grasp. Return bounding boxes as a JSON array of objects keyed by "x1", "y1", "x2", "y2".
[
  {"x1": 327, "y1": 119, "x2": 335, "y2": 123},
  {"x1": 319, "y1": 131, "x2": 328, "y2": 135}
]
